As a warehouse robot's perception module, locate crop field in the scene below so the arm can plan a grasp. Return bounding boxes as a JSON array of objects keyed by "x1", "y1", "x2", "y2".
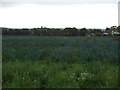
[{"x1": 2, "y1": 36, "x2": 119, "y2": 88}]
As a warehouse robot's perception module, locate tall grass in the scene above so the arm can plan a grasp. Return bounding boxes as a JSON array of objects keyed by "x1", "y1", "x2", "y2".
[
  {"x1": 3, "y1": 60, "x2": 118, "y2": 88},
  {"x1": 2, "y1": 36, "x2": 118, "y2": 63},
  {"x1": 2, "y1": 36, "x2": 119, "y2": 88}
]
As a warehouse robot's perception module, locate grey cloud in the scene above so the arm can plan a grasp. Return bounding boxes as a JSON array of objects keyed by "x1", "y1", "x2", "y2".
[
  {"x1": 0, "y1": 0, "x2": 119, "y2": 3},
  {"x1": 0, "y1": 0, "x2": 119, "y2": 8}
]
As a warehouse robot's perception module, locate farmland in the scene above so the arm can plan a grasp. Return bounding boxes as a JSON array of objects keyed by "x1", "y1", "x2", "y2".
[{"x1": 2, "y1": 36, "x2": 119, "y2": 88}]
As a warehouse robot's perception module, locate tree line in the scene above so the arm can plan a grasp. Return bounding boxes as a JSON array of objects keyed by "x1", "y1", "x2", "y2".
[{"x1": 1, "y1": 26, "x2": 120, "y2": 36}]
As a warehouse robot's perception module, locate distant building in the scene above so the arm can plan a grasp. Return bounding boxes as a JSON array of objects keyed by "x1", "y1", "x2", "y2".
[
  {"x1": 111, "y1": 30, "x2": 120, "y2": 35},
  {"x1": 103, "y1": 32, "x2": 109, "y2": 36}
]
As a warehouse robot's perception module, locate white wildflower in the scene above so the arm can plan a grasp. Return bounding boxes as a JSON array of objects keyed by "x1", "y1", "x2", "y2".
[{"x1": 81, "y1": 77, "x2": 86, "y2": 80}]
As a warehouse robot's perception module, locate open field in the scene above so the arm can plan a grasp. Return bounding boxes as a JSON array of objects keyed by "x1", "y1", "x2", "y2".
[{"x1": 2, "y1": 36, "x2": 119, "y2": 88}]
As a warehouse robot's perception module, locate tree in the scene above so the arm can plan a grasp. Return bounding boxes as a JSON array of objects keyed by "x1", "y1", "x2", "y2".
[
  {"x1": 117, "y1": 26, "x2": 120, "y2": 31},
  {"x1": 79, "y1": 28, "x2": 87, "y2": 36},
  {"x1": 92, "y1": 29, "x2": 102, "y2": 36},
  {"x1": 64, "y1": 27, "x2": 78, "y2": 36}
]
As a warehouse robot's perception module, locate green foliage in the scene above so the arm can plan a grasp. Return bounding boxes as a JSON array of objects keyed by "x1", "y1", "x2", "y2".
[
  {"x1": 3, "y1": 60, "x2": 118, "y2": 88},
  {"x1": 2, "y1": 36, "x2": 118, "y2": 63},
  {"x1": 2, "y1": 36, "x2": 119, "y2": 88}
]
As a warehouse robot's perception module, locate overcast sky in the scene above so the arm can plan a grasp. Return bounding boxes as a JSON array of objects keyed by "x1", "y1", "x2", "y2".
[{"x1": 0, "y1": 0, "x2": 119, "y2": 29}]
